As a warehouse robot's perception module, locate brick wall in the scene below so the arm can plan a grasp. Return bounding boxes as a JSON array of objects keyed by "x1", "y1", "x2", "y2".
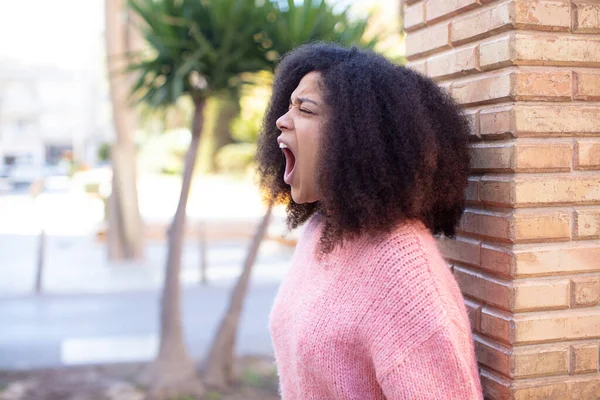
[{"x1": 404, "y1": 0, "x2": 600, "y2": 398}]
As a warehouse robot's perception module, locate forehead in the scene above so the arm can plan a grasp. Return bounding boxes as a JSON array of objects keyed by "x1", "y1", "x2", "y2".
[{"x1": 292, "y1": 71, "x2": 322, "y2": 98}]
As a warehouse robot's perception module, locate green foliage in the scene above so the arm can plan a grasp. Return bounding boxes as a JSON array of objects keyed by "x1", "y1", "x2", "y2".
[
  {"x1": 205, "y1": 391, "x2": 222, "y2": 400},
  {"x1": 127, "y1": 0, "x2": 275, "y2": 108},
  {"x1": 97, "y1": 143, "x2": 112, "y2": 162},
  {"x1": 240, "y1": 366, "x2": 266, "y2": 387},
  {"x1": 197, "y1": 93, "x2": 240, "y2": 173},
  {"x1": 215, "y1": 142, "x2": 257, "y2": 174},
  {"x1": 138, "y1": 128, "x2": 190, "y2": 175},
  {"x1": 230, "y1": 73, "x2": 272, "y2": 144},
  {"x1": 255, "y1": 0, "x2": 381, "y2": 71}
]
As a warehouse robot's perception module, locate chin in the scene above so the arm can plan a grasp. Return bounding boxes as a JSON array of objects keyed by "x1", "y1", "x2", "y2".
[{"x1": 291, "y1": 188, "x2": 318, "y2": 204}]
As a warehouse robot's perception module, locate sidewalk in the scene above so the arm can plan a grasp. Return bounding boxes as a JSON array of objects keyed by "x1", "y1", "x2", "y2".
[
  {"x1": 0, "y1": 175, "x2": 296, "y2": 369},
  {"x1": 0, "y1": 173, "x2": 298, "y2": 297},
  {"x1": 0, "y1": 234, "x2": 293, "y2": 297}
]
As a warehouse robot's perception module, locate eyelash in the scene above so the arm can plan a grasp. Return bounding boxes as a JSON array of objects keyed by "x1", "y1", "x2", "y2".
[{"x1": 288, "y1": 104, "x2": 313, "y2": 115}]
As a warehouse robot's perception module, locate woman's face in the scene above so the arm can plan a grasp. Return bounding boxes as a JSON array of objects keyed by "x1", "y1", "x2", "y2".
[{"x1": 276, "y1": 71, "x2": 325, "y2": 204}]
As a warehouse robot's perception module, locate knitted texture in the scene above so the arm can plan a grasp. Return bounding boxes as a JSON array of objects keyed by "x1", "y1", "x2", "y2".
[{"x1": 269, "y1": 215, "x2": 483, "y2": 399}]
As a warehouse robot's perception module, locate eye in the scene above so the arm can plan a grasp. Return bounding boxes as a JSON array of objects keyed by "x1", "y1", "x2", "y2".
[{"x1": 299, "y1": 108, "x2": 313, "y2": 114}]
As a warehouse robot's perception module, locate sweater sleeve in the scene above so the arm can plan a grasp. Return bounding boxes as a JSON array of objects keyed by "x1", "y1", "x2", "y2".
[{"x1": 377, "y1": 323, "x2": 483, "y2": 400}]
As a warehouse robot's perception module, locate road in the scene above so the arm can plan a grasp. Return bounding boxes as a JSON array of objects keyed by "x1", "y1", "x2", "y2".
[
  {"x1": 0, "y1": 282, "x2": 280, "y2": 370},
  {"x1": 0, "y1": 174, "x2": 295, "y2": 370}
]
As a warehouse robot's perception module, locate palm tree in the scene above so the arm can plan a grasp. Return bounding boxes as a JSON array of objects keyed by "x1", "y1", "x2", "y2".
[
  {"x1": 204, "y1": 0, "x2": 380, "y2": 389},
  {"x1": 197, "y1": 90, "x2": 240, "y2": 173},
  {"x1": 198, "y1": 0, "x2": 381, "y2": 175},
  {"x1": 126, "y1": 0, "x2": 272, "y2": 396},
  {"x1": 261, "y1": 0, "x2": 379, "y2": 68},
  {"x1": 105, "y1": 0, "x2": 144, "y2": 261}
]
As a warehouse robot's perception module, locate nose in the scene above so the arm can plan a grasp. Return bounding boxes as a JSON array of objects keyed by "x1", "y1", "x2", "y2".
[{"x1": 276, "y1": 110, "x2": 293, "y2": 131}]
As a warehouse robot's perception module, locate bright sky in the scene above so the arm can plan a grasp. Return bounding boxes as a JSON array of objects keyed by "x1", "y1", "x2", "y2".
[
  {"x1": 0, "y1": 0, "x2": 398, "y2": 70},
  {"x1": 0, "y1": 0, "x2": 105, "y2": 70}
]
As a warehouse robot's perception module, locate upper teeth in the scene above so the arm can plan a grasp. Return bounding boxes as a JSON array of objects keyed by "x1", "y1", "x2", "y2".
[{"x1": 279, "y1": 143, "x2": 288, "y2": 149}]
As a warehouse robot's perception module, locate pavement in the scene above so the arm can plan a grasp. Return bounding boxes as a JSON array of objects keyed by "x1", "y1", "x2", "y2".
[
  {"x1": 0, "y1": 174, "x2": 297, "y2": 370},
  {"x1": 0, "y1": 280, "x2": 282, "y2": 370}
]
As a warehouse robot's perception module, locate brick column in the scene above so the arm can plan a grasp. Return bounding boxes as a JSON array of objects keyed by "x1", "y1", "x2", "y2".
[{"x1": 404, "y1": 0, "x2": 600, "y2": 398}]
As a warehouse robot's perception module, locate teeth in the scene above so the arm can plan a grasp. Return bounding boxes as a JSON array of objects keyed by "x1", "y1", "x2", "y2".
[{"x1": 279, "y1": 143, "x2": 288, "y2": 149}]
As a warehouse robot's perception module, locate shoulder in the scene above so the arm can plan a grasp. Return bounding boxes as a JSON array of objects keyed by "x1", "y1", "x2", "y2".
[
  {"x1": 359, "y1": 221, "x2": 468, "y2": 361},
  {"x1": 364, "y1": 219, "x2": 449, "y2": 298}
]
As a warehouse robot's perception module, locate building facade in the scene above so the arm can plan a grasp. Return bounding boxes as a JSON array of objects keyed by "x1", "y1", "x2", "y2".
[
  {"x1": 404, "y1": 0, "x2": 600, "y2": 398},
  {"x1": 0, "y1": 60, "x2": 112, "y2": 184}
]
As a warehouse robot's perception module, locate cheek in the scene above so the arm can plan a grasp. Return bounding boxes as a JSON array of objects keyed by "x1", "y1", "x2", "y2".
[{"x1": 299, "y1": 125, "x2": 322, "y2": 169}]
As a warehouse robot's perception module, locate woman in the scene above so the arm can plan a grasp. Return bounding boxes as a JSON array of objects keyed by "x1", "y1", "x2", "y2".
[{"x1": 256, "y1": 43, "x2": 482, "y2": 400}]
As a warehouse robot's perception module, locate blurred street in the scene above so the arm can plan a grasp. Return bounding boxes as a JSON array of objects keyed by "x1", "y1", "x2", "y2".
[
  {"x1": 0, "y1": 282, "x2": 281, "y2": 370},
  {"x1": 0, "y1": 174, "x2": 295, "y2": 370}
]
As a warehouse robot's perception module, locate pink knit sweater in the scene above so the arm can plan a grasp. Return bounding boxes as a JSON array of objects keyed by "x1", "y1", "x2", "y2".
[{"x1": 269, "y1": 215, "x2": 483, "y2": 399}]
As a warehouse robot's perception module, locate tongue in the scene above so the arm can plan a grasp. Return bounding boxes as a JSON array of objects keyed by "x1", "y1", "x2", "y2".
[{"x1": 283, "y1": 148, "x2": 296, "y2": 183}]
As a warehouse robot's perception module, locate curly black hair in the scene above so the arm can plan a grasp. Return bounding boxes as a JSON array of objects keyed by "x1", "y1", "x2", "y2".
[{"x1": 256, "y1": 43, "x2": 471, "y2": 253}]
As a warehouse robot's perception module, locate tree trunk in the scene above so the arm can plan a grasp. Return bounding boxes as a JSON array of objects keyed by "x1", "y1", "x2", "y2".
[
  {"x1": 204, "y1": 200, "x2": 274, "y2": 389},
  {"x1": 105, "y1": 0, "x2": 144, "y2": 261},
  {"x1": 141, "y1": 98, "x2": 206, "y2": 399},
  {"x1": 197, "y1": 92, "x2": 239, "y2": 174}
]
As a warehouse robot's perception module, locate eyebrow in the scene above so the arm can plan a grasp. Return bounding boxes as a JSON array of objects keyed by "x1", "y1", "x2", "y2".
[{"x1": 290, "y1": 96, "x2": 319, "y2": 106}]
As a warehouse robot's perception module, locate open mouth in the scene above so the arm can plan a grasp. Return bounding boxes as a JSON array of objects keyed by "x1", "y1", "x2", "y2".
[{"x1": 280, "y1": 144, "x2": 296, "y2": 184}]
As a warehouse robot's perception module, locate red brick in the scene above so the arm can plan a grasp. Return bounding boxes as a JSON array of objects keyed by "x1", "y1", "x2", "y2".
[
  {"x1": 460, "y1": 210, "x2": 512, "y2": 242},
  {"x1": 575, "y1": 140, "x2": 600, "y2": 170},
  {"x1": 464, "y1": 109, "x2": 480, "y2": 138},
  {"x1": 475, "y1": 337, "x2": 511, "y2": 376},
  {"x1": 407, "y1": 59, "x2": 427, "y2": 75},
  {"x1": 514, "y1": 309, "x2": 600, "y2": 343},
  {"x1": 450, "y1": 1, "x2": 513, "y2": 46},
  {"x1": 480, "y1": 34, "x2": 514, "y2": 71},
  {"x1": 479, "y1": 106, "x2": 515, "y2": 138},
  {"x1": 406, "y1": 23, "x2": 450, "y2": 59},
  {"x1": 481, "y1": 307, "x2": 514, "y2": 343},
  {"x1": 479, "y1": 32, "x2": 600, "y2": 68},
  {"x1": 470, "y1": 144, "x2": 513, "y2": 172},
  {"x1": 513, "y1": 176, "x2": 600, "y2": 206},
  {"x1": 404, "y1": 2, "x2": 426, "y2": 32},
  {"x1": 427, "y1": 45, "x2": 480, "y2": 80},
  {"x1": 513, "y1": 381, "x2": 568, "y2": 399},
  {"x1": 514, "y1": 0, "x2": 571, "y2": 32},
  {"x1": 569, "y1": 377, "x2": 600, "y2": 399},
  {"x1": 572, "y1": 0, "x2": 600, "y2": 33},
  {"x1": 480, "y1": 369, "x2": 512, "y2": 400},
  {"x1": 480, "y1": 176, "x2": 514, "y2": 207},
  {"x1": 514, "y1": 279, "x2": 570, "y2": 311},
  {"x1": 466, "y1": 176, "x2": 480, "y2": 203},
  {"x1": 465, "y1": 297, "x2": 482, "y2": 332},
  {"x1": 573, "y1": 71, "x2": 600, "y2": 101},
  {"x1": 514, "y1": 142, "x2": 572, "y2": 172},
  {"x1": 513, "y1": 211, "x2": 571, "y2": 242},
  {"x1": 480, "y1": 175, "x2": 600, "y2": 207},
  {"x1": 514, "y1": 33, "x2": 600, "y2": 67},
  {"x1": 514, "y1": 104, "x2": 600, "y2": 136},
  {"x1": 425, "y1": 0, "x2": 481, "y2": 24},
  {"x1": 574, "y1": 209, "x2": 600, "y2": 239},
  {"x1": 437, "y1": 236, "x2": 481, "y2": 267},
  {"x1": 452, "y1": 69, "x2": 573, "y2": 107},
  {"x1": 471, "y1": 142, "x2": 572, "y2": 172},
  {"x1": 570, "y1": 278, "x2": 600, "y2": 307},
  {"x1": 515, "y1": 244, "x2": 600, "y2": 276},
  {"x1": 454, "y1": 266, "x2": 512, "y2": 310},
  {"x1": 481, "y1": 244, "x2": 514, "y2": 278},
  {"x1": 451, "y1": 73, "x2": 512, "y2": 106},
  {"x1": 570, "y1": 344, "x2": 599, "y2": 374},
  {"x1": 512, "y1": 344, "x2": 570, "y2": 378},
  {"x1": 512, "y1": 69, "x2": 572, "y2": 101}
]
